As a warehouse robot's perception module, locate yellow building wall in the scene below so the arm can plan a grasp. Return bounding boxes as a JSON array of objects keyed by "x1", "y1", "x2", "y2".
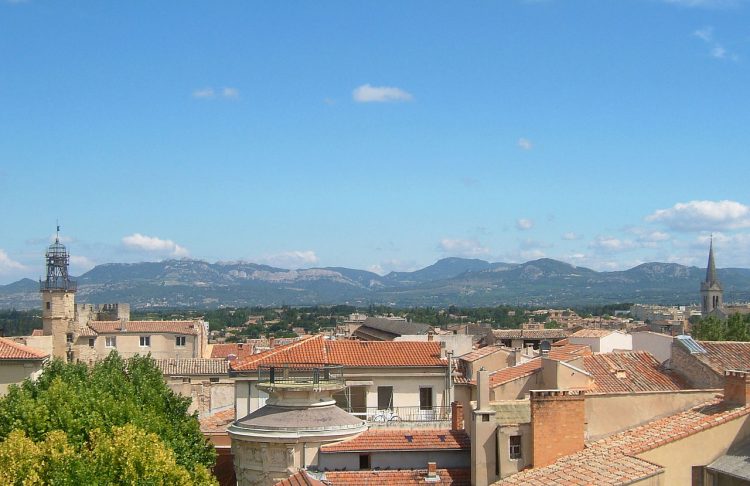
[{"x1": 637, "y1": 413, "x2": 750, "y2": 485}]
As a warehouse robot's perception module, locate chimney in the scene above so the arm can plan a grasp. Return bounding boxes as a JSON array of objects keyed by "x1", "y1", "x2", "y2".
[
  {"x1": 440, "y1": 341, "x2": 447, "y2": 359},
  {"x1": 477, "y1": 368, "x2": 490, "y2": 410},
  {"x1": 426, "y1": 461, "x2": 437, "y2": 479},
  {"x1": 427, "y1": 332, "x2": 434, "y2": 342},
  {"x1": 530, "y1": 390, "x2": 585, "y2": 468},
  {"x1": 269, "y1": 337, "x2": 275, "y2": 348},
  {"x1": 724, "y1": 370, "x2": 750, "y2": 405},
  {"x1": 451, "y1": 401, "x2": 464, "y2": 431}
]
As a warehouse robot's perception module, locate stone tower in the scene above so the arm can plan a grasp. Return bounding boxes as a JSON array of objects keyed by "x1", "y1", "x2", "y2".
[
  {"x1": 229, "y1": 364, "x2": 367, "y2": 486},
  {"x1": 700, "y1": 237, "x2": 723, "y2": 317},
  {"x1": 40, "y1": 227, "x2": 77, "y2": 359}
]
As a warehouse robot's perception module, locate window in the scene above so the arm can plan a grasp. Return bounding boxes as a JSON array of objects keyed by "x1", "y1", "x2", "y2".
[
  {"x1": 66, "y1": 333, "x2": 73, "y2": 343},
  {"x1": 509, "y1": 435, "x2": 522, "y2": 459},
  {"x1": 359, "y1": 454, "x2": 371, "y2": 470},
  {"x1": 175, "y1": 335, "x2": 186, "y2": 347},
  {"x1": 105, "y1": 336, "x2": 116, "y2": 348},
  {"x1": 46, "y1": 302, "x2": 51, "y2": 310},
  {"x1": 419, "y1": 387, "x2": 433, "y2": 410},
  {"x1": 139, "y1": 336, "x2": 150, "y2": 347},
  {"x1": 88, "y1": 338, "x2": 95, "y2": 348},
  {"x1": 182, "y1": 377, "x2": 191, "y2": 384},
  {"x1": 377, "y1": 386, "x2": 393, "y2": 410},
  {"x1": 210, "y1": 377, "x2": 220, "y2": 383}
]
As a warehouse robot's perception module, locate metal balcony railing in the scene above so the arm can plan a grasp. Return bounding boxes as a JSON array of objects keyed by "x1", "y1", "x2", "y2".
[
  {"x1": 39, "y1": 279, "x2": 77, "y2": 292},
  {"x1": 257, "y1": 363, "x2": 344, "y2": 387},
  {"x1": 343, "y1": 406, "x2": 452, "y2": 423}
]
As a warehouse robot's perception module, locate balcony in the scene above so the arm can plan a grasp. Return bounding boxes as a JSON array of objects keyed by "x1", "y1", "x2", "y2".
[
  {"x1": 343, "y1": 406, "x2": 452, "y2": 426},
  {"x1": 257, "y1": 364, "x2": 344, "y2": 392},
  {"x1": 39, "y1": 279, "x2": 77, "y2": 292}
]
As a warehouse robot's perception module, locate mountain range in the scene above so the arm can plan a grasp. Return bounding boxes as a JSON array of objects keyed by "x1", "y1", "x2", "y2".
[{"x1": 2, "y1": 257, "x2": 750, "y2": 310}]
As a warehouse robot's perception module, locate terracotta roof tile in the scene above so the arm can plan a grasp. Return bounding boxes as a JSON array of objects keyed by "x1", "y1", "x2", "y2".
[
  {"x1": 199, "y1": 408, "x2": 235, "y2": 434},
  {"x1": 88, "y1": 320, "x2": 202, "y2": 335},
  {"x1": 274, "y1": 470, "x2": 327, "y2": 486},
  {"x1": 459, "y1": 346, "x2": 509, "y2": 362},
  {"x1": 693, "y1": 341, "x2": 750, "y2": 376},
  {"x1": 77, "y1": 326, "x2": 98, "y2": 337},
  {"x1": 231, "y1": 336, "x2": 446, "y2": 372},
  {"x1": 583, "y1": 352, "x2": 687, "y2": 394},
  {"x1": 493, "y1": 329, "x2": 568, "y2": 340},
  {"x1": 321, "y1": 429, "x2": 470, "y2": 452},
  {"x1": 324, "y1": 468, "x2": 471, "y2": 486},
  {"x1": 0, "y1": 336, "x2": 48, "y2": 360},
  {"x1": 486, "y1": 344, "x2": 588, "y2": 388},
  {"x1": 496, "y1": 399, "x2": 750, "y2": 485},
  {"x1": 210, "y1": 343, "x2": 256, "y2": 359},
  {"x1": 153, "y1": 358, "x2": 228, "y2": 376},
  {"x1": 569, "y1": 329, "x2": 618, "y2": 338}
]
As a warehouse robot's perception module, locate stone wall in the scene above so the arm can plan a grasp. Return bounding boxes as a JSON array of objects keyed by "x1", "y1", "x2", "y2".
[{"x1": 670, "y1": 342, "x2": 722, "y2": 389}]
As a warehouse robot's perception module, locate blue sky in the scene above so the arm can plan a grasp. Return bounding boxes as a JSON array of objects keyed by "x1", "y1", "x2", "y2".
[{"x1": 2, "y1": 0, "x2": 750, "y2": 284}]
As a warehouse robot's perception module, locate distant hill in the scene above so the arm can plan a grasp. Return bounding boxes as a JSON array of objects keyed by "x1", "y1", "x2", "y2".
[{"x1": 2, "y1": 257, "x2": 750, "y2": 310}]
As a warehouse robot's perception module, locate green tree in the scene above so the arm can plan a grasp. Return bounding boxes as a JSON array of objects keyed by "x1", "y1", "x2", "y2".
[
  {"x1": 726, "y1": 313, "x2": 750, "y2": 342},
  {"x1": 691, "y1": 316, "x2": 726, "y2": 341},
  {"x1": 0, "y1": 425, "x2": 215, "y2": 485},
  {"x1": 0, "y1": 353, "x2": 216, "y2": 476}
]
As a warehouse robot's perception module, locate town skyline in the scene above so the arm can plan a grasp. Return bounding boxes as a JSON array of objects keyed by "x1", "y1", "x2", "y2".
[{"x1": 3, "y1": 1, "x2": 750, "y2": 283}]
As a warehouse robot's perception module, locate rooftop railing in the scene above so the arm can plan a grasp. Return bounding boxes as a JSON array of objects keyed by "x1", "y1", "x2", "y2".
[
  {"x1": 257, "y1": 363, "x2": 344, "y2": 387},
  {"x1": 343, "y1": 406, "x2": 452, "y2": 424},
  {"x1": 39, "y1": 279, "x2": 77, "y2": 292}
]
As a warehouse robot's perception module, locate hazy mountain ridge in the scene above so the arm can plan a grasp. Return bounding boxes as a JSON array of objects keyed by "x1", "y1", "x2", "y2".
[{"x1": 3, "y1": 257, "x2": 750, "y2": 310}]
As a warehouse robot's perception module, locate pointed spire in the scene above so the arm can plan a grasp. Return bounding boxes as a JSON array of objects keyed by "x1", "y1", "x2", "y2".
[{"x1": 706, "y1": 235, "x2": 718, "y2": 284}]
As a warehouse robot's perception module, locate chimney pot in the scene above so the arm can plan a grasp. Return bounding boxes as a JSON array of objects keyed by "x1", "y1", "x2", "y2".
[
  {"x1": 724, "y1": 370, "x2": 750, "y2": 405},
  {"x1": 427, "y1": 461, "x2": 437, "y2": 478}
]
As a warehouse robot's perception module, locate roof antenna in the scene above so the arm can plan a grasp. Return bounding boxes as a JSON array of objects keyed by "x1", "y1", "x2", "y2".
[{"x1": 56, "y1": 220, "x2": 60, "y2": 243}]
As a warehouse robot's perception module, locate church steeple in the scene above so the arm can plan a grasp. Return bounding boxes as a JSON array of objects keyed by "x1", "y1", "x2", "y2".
[
  {"x1": 700, "y1": 236, "x2": 723, "y2": 317},
  {"x1": 705, "y1": 235, "x2": 719, "y2": 286}
]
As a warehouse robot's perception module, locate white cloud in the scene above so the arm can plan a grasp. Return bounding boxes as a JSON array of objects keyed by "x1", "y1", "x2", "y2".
[
  {"x1": 589, "y1": 236, "x2": 638, "y2": 252},
  {"x1": 520, "y1": 249, "x2": 546, "y2": 260},
  {"x1": 192, "y1": 87, "x2": 240, "y2": 100},
  {"x1": 122, "y1": 233, "x2": 189, "y2": 257},
  {"x1": 692, "y1": 26, "x2": 737, "y2": 61},
  {"x1": 0, "y1": 249, "x2": 26, "y2": 274},
  {"x1": 518, "y1": 138, "x2": 533, "y2": 150},
  {"x1": 222, "y1": 87, "x2": 239, "y2": 99},
  {"x1": 260, "y1": 250, "x2": 319, "y2": 269},
  {"x1": 562, "y1": 232, "x2": 581, "y2": 240},
  {"x1": 438, "y1": 238, "x2": 491, "y2": 258},
  {"x1": 352, "y1": 84, "x2": 413, "y2": 103},
  {"x1": 516, "y1": 218, "x2": 534, "y2": 231},
  {"x1": 693, "y1": 26, "x2": 714, "y2": 42},
  {"x1": 192, "y1": 87, "x2": 215, "y2": 99},
  {"x1": 70, "y1": 255, "x2": 96, "y2": 272},
  {"x1": 646, "y1": 200, "x2": 750, "y2": 231}
]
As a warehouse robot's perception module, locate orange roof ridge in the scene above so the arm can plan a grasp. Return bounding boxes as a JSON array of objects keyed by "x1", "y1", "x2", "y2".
[
  {"x1": 230, "y1": 335, "x2": 323, "y2": 370},
  {"x1": 0, "y1": 336, "x2": 49, "y2": 360}
]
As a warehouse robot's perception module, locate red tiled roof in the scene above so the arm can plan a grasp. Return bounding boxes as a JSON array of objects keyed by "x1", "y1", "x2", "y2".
[
  {"x1": 77, "y1": 326, "x2": 98, "y2": 337},
  {"x1": 31, "y1": 329, "x2": 44, "y2": 337},
  {"x1": 321, "y1": 429, "x2": 470, "y2": 453},
  {"x1": 153, "y1": 358, "x2": 228, "y2": 376},
  {"x1": 493, "y1": 329, "x2": 568, "y2": 340},
  {"x1": 231, "y1": 336, "x2": 446, "y2": 371},
  {"x1": 569, "y1": 329, "x2": 618, "y2": 338},
  {"x1": 583, "y1": 352, "x2": 687, "y2": 394},
  {"x1": 486, "y1": 344, "x2": 589, "y2": 388},
  {"x1": 211, "y1": 343, "x2": 256, "y2": 359},
  {"x1": 496, "y1": 399, "x2": 750, "y2": 485},
  {"x1": 199, "y1": 408, "x2": 235, "y2": 434},
  {"x1": 489, "y1": 358, "x2": 544, "y2": 388},
  {"x1": 459, "y1": 346, "x2": 508, "y2": 362},
  {"x1": 0, "y1": 336, "x2": 48, "y2": 360},
  {"x1": 324, "y1": 468, "x2": 471, "y2": 486},
  {"x1": 694, "y1": 341, "x2": 750, "y2": 376},
  {"x1": 88, "y1": 320, "x2": 201, "y2": 335},
  {"x1": 274, "y1": 470, "x2": 327, "y2": 486}
]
